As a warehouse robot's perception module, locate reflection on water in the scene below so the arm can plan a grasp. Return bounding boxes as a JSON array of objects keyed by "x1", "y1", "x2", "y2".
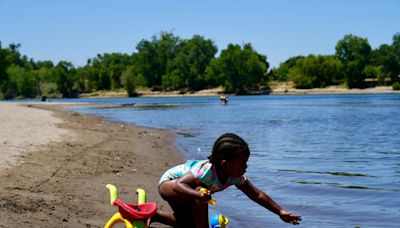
[{"x1": 72, "y1": 94, "x2": 400, "y2": 227}]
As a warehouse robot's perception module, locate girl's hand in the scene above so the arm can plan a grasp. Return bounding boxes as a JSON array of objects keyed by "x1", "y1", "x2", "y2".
[
  {"x1": 279, "y1": 210, "x2": 302, "y2": 225},
  {"x1": 198, "y1": 188, "x2": 212, "y2": 202}
]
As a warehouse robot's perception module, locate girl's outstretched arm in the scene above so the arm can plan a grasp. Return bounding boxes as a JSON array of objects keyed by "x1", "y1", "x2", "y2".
[{"x1": 238, "y1": 180, "x2": 301, "y2": 225}]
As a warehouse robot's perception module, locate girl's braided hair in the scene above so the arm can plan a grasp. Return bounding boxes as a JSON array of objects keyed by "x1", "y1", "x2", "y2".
[{"x1": 208, "y1": 133, "x2": 250, "y2": 166}]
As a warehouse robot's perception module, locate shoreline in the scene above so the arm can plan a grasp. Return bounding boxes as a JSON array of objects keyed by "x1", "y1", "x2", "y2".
[
  {"x1": 78, "y1": 85, "x2": 399, "y2": 98},
  {"x1": 271, "y1": 85, "x2": 400, "y2": 95},
  {"x1": 0, "y1": 102, "x2": 182, "y2": 227}
]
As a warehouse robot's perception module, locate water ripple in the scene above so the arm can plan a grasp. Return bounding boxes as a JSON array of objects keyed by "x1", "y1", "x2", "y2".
[
  {"x1": 278, "y1": 169, "x2": 379, "y2": 177},
  {"x1": 293, "y1": 180, "x2": 398, "y2": 192}
]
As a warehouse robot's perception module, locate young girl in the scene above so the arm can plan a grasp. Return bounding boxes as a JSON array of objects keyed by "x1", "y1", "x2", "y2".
[{"x1": 152, "y1": 133, "x2": 301, "y2": 227}]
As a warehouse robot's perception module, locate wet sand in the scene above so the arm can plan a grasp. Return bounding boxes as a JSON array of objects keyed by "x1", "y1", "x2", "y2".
[{"x1": 0, "y1": 102, "x2": 181, "y2": 227}]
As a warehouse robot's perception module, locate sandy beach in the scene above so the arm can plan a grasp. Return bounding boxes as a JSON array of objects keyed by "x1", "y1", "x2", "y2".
[
  {"x1": 268, "y1": 81, "x2": 400, "y2": 95},
  {"x1": 0, "y1": 103, "x2": 73, "y2": 171},
  {"x1": 0, "y1": 102, "x2": 181, "y2": 227},
  {"x1": 271, "y1": 85, "x2": 399, "y2": 95},
  {"x1": 79, "y1": 85, "x2": 399, "y2": 98}
]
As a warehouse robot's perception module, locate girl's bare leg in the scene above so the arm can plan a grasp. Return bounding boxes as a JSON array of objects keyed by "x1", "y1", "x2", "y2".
[
  {"x1": 154, "y1": 180, "x2": 194, "y2": 227},
  {"x1": 168, "y1": 200, "x2": 195, "y2": 227},
  {"x1": 156, "y1": 180, "x2": 209, "y2": 227},
  {"x1": 150, "y1": 210, "x2": 176, "y2": 226},
  {"x1": 192, "y1": 199, "x2": 209, "y2": 228}
]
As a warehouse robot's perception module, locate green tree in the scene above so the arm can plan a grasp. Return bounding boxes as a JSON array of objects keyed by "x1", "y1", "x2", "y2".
[
  {"x1": 53, "y1": 61, "x2": 79, "y2": 98},
  {"x1": 121, "y1": 65, "x2": 137, "y2": 97},
  {"x1": 0, "y1": 43, "x2": 34, "y2": 99},
  {"x1": 27, "y1": 60, "x2": 54, "y2": 97},
  {"x1": 134, "y1": 40, "x2": 158, "y2": 87},
  {"x1": 271, "y1": 56, "x2": 304, "y2": 81},
  {"x1": 163, "y1": 35, "x2": 217, "y2": 90},
  {"x1": 288, "y1": 55, "x2": 341, "y2": 89},
  {"x1": 205, "y1": 43, "x2": 269, "y2": 94},
  {"x1": 83, "y1": 58, "x2": 105, "y2": 91},
  {"x1": 363, "y1": 65, "x2": 385, "y2": 85},
  {"x1": 84, "y1": 53, "x2": 132, "y2": 91},
  {"x1": 134, "y1": 32, "x2": 180, "y2": 89},
  {"x1": 0, "y1": 43, "x2": 9, "y2": 98},
  {"x1": 370, "y1": 44, "x2": 392, "y2": 83},
  {"x1": 335, "y1": 34, "x2": 371, "y2": 88},
  {"x1": 3, "y1": 65, "x2": 20, "y2": 98},
  {"x1": 6, "y1": 65, "x2": 37, "y2": 98},
  {"x1": 0, "y1": 42, "x2": 6, "y2": 87},
  {"x1": 391, "y1": 33, "x2": 400, "y2": 83},
  {"x1": 1, "y1": 44, "x2": 17, "y2": 98},
  {"x1": 104, "y1": 53, "x2": 132, "y2": 89}
]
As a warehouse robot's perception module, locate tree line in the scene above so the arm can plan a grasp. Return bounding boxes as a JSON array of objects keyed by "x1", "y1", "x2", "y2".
[
  {"x1": 270, "y1": 33, "x2": 400, "y2": 89},
  {"x1": 1, "y1": 32, "x2": 399, "y2": 99}
]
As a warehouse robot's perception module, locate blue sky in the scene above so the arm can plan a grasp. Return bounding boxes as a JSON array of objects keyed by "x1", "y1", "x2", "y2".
[{"x1": 1, "y1": 0, "x2": 399, "y2": 68}]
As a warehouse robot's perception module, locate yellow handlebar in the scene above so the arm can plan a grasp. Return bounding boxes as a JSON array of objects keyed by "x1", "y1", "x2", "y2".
[
  {"x1": 106, "y1": 184, "x2": 118, "y2": 205},
  {"x1": 199, "y1": 188, "x2": 217, "y2": 205},
  {"x1": 136, "y1": 188, "x2": 146, "y2": 204}
]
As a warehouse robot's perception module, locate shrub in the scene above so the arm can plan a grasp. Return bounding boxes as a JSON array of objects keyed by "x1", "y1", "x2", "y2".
[{"x1": 392, "y1": 82, "x2": 400, "y2": 90}]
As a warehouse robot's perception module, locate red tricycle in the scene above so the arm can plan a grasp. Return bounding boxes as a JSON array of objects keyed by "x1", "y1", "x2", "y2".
[{"x1": 104, "y1": 184, "x2": 228, "y2": 228}]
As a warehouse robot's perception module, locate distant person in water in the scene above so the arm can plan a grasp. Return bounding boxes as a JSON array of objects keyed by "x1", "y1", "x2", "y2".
[
  {"x1": 150, "y1": 133, "x2": 301, "y2": 227},
  {"x1": 220, "y1": 96, "x2": 228, "y2": 105}
]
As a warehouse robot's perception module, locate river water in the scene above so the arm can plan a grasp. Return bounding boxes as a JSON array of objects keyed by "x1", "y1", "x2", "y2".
[{"x1": 71, "y1": 94, "x2": 400, "y2": 227}]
